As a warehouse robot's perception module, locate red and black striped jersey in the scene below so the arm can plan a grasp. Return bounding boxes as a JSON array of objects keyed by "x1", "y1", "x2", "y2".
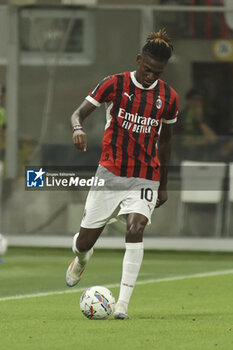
[{"x1": 86, "y1": 71, "x2": 179, "y2": 181}]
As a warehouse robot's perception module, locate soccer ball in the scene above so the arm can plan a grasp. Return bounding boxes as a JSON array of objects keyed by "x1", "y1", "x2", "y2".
[
  {"x1": 0, "y1": 234, "x2": 8, "y2": 256},
  {"x1": 80, "y1": 285, "x2": 115, "y2": 320}
]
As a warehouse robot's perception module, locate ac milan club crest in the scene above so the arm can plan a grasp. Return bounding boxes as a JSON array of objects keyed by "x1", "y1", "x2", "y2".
[{"x1": 156, "y1": 97, "x2": 162, "y2": 109}]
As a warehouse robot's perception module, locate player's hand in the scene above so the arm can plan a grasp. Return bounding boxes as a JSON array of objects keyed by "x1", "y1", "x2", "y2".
[
  {"x1": 156, "y1": 187, "x2": 168, "y2": 208},
  {"x1": 72, "y1": 130, "x2": 87, "y2": 152}
]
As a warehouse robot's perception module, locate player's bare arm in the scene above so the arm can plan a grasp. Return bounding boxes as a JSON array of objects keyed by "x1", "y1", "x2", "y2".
[
  {"x1": 71, "y1": 100, "x2": 97, "y2": 151},
  {"x1": 156, "y1": 123, "x2": 173, "y2": 208}
]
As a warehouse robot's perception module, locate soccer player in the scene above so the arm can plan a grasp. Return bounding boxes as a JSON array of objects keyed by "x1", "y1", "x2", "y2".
[{"x1": 66, "y1": 29, "x2": 179, "y2": 319}]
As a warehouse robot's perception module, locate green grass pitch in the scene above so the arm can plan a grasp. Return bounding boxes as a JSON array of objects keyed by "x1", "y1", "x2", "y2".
[{"x1": 1, "y1": 247, "x2": 233, "y2": 350}]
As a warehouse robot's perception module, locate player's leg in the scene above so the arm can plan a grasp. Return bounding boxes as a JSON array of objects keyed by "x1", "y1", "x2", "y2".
[
  {"x1": 66, "y1": 226, "x2": 104, "y2": 287},
  {"x1": 66, "y1": 169, "x2": 123, "y2": 287},
  {"x1": 114, "y1": 213, "x2": 147, "y2": 319},
  {"x1": 114, "y1": 178, "x2": 159, "y2": 319}
]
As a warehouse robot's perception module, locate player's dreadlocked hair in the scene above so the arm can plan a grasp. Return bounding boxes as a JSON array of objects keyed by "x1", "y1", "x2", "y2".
[{"x1": 142, "y1": 28, "x2": 173, "y2": 61}]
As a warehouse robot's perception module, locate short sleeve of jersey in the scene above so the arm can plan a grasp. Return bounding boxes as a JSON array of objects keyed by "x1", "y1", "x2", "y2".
[
  {"x1": 162, "y1": 89, "x2": 179, "y2": 124},
  {"x1": 85, "y1": 75, "x2": 115, "y2": 107}
]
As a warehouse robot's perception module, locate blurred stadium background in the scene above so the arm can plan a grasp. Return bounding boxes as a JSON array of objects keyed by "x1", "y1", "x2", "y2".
[{"x1": 0, "y1": 0, "x2": 233, "y2": 250}]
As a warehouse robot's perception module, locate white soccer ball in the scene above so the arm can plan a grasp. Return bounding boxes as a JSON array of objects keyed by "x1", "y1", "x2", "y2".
[
  {"x1": 80, "y1": 285, "x2": 115, "y2": 320},
  {"x1": 0, "y1": 234, "x2": 8, "y2": 256}
]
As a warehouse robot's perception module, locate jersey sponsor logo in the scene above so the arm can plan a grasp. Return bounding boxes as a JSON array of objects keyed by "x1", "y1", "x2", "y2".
[{"x1": 118, "y1": 107, "x2": 159, "y2": 133}]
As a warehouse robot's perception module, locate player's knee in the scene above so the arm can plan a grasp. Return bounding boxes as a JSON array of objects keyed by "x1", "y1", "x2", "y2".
[{"x1": 126, "y1": 219, "x2": 147, "y2": 241}]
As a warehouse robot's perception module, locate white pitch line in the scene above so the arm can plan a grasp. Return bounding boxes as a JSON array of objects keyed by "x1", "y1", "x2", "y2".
[{"x1": 1, "y1": 268, "x2": 233, "y2": 302}]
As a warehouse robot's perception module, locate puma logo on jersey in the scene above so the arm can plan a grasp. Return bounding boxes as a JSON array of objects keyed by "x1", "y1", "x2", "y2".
[{"x1": 124, "y1": 92, "x2": 134, "y2": 101}]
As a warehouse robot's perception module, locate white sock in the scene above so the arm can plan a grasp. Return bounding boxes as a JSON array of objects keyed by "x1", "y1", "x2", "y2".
[
  {"x1": 117, "y1": 242, "x2": 144, "y2": 311},
  {"x1": 72, "y1": 232, "x2": 91, "y2": 265}
]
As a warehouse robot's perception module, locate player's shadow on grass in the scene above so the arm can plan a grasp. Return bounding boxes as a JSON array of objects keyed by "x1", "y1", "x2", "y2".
[{"x1": 137, "y1": 312, "x2": 231, "y2": 320}]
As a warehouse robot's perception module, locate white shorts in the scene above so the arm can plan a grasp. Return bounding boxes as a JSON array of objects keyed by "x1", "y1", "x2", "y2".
[{"x1": 80, "y1": 165, "x2": 159, "y2": 228}]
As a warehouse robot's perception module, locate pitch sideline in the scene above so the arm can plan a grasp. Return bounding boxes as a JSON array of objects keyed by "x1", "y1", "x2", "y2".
[{"x1": 1, "y1": 268, "x2": 233, "y2": 302}]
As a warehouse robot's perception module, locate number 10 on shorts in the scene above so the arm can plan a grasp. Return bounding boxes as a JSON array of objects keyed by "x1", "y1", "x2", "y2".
[{"x1": 140, "y1": 188, "x2": 153, "y2": 202}]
